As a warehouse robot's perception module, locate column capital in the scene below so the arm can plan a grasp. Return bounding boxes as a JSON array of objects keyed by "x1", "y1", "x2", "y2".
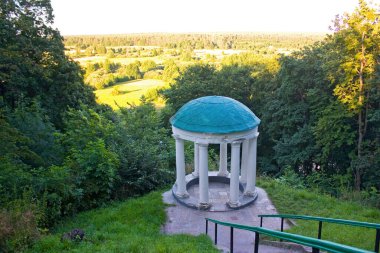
[
  {"x1": 197, "y1": 142, "x2": 209, "y2": 147},
  {"x1": 172, "y1": 134, "x2": 182, "y2": 140},
  {"x1": 231, "y1": 140, "x2": 243, "y2": 146}
]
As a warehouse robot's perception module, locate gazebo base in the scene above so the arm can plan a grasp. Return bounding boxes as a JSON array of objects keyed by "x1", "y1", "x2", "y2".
[{"x1": 172, "y1": 172, "x2": 258, "y2": 212}]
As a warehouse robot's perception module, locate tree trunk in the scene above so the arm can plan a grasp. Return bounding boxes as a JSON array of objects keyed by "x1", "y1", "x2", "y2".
[
  {"x1": 355, "y1": 31, "x2": 366, "y2": 191},
  {"x1": 355, "y1": 111, "x2": 363, "y2": 191}
]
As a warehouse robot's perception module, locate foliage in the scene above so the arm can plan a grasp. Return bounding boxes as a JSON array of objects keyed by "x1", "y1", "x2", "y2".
[
  {"x1": 0, "y1": 196, "x2": 41, "y2": 253},
  {"x1": 329, "y1": 0, "x2": 380, "y2": 190},
  {"x1": 6, "y1": 100, "x2": 64, "y2": 167},
  {"x1": 114, "y1": 102, "x2": 175, "y2": 197},
  {"x1": 84, "y1": 61, "x2": 143, "y2": 90},
  {"x1": 0, "y1": 0, "x2": 96, "y2": 128},
  {"x1": 162, "y1": 60, "x2": 180, "y2": 83},
  {"x1": 0, "y1": 111, "x2": 35, "y2": 205},
  {"x1": 275, "y1": 166, "x2": 305, "y2": 189},
  {"x1": 63, "y1": 140, "x2": 120, "y2": 210},
  {"x1": 64, "y1": 33, "x2": 323, "y2": 51},
  {"x1": 259, "y1": 2, "x2": 380, "y2": 191},
  {"x1": 140, "y1": 60, "x2": 157, "y2": 72},
  {"x1": 161, "y1": 62, "x2": 276, "y2": 113}
]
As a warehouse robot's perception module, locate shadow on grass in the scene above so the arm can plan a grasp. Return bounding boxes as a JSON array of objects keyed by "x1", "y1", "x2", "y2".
[{"x1": 116, "y1": 89, "x2": 141, "y2": 95}]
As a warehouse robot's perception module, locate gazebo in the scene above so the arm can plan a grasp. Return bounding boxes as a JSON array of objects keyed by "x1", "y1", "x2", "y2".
[{"x1": 170, "y1": 96, "x2": 260, "y2": 210}]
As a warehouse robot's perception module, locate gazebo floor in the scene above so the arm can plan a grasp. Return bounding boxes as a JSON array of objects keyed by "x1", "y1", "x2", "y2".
[{"x1": 172, "y1": 171, "x2": 258, "y2": 212}]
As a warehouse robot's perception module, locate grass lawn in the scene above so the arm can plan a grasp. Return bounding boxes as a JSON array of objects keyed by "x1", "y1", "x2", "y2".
[
  {"x1": 257, "y1": 178, "x2": 380, "y2": 251},
  {"x1": 95, "y1": 79, "x2": 168, "y2": 109},
  {"x1": 28, "y1": 191, "x2": 218, "y2": 253}
]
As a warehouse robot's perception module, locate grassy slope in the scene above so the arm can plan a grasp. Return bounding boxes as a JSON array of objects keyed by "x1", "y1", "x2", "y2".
[
  {"x1": 28, "y1": 191, "x2": 217, "y2": 253},
  {"x1": 94, "y1": 79, "x2": 168, "y2": 109},
  {"x1": 29, "y1": 180, "x2": 379, "y2": 252},
  {"x1": 258, "y1": 178, "x2": 380, "y2": 251}
]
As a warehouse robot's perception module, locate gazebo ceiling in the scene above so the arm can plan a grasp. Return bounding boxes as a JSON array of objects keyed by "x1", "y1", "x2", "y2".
[{"x1": 170, "y1": 96, "x2": 260, "y2": 134}]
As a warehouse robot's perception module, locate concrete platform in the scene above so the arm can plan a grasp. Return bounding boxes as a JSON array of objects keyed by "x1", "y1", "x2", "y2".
[
  {"x1": 172, "y1": 172, "x2": 258, "y2": 211},
  {"x1": 162, "y1": 187, "x2": 307, "y2": 253}
]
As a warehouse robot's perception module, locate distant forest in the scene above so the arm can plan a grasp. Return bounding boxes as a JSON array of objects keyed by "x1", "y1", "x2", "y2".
[{"x1": 64, "y1": 33, "x2": 324, "y2": 51}]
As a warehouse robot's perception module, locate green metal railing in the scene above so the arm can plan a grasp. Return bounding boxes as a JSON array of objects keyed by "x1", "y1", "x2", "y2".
[
  {"x1": 205, "y1": 218, "x2": 374, "y2": 253},
  {"x1": 258, "y1": 214, "x2": 380, "y2": 253}
]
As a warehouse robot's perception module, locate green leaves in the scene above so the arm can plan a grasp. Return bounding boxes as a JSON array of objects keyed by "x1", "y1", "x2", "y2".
[
  {"x1": 0, "y1": 0, "x2": 96, "y2": 127},
  {"x1": 64, "y1": 139, "x2": 120, "y2": 210}
]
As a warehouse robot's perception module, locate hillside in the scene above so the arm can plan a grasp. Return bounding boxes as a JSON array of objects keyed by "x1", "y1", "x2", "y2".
[{"x1": 28, "y1": 180, "x2": 380, "y2": 252}]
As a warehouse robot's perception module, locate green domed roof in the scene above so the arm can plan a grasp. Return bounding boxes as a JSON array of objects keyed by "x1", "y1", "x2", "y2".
[{"x1": 170, "y1": 96, "x2": 260, "y2": 134}]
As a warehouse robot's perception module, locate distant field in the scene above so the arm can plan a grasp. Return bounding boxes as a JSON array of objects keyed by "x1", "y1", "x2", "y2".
[
  {"x1": 74, "y1": 56, "x2": 163, "y2": 65},
  {"x1": 95, "y1": 79, "x2": 168, "y2": 109}
]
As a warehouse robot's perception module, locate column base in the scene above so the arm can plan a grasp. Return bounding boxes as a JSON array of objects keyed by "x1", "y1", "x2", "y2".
[
  {"x1": 243, "y1": 190, "x2": 255, "y2": 197},
  {"x1": 198, "y1": 202, "x2": 211, "y2": 210},
  {"x1": 217, "y1": 171, "x2": 229, "y2": 177},
  {"x1": 175, "y1": 191, "x2": 189, "y2": 199},
  {"x1": 227, "y1": 200, "x2": 240, "y2": 208}
]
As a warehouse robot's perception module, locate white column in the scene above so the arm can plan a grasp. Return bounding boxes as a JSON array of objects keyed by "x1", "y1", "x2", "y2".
[
  {"x1": 240, "y1": 139, "x2": 249, "y2": 183},
  {"x1": 217, "y1": 142, "x2": 228, "y2": 176},
  {"x1": 192, "y1": 143, "x2": 199, "y2": 177},
  {"x1": 245, "y1": 136, "x2": 258, "y2": 196},
  {"x1": 198, "y1": 143, "x2": 210, "y2": 209},
  {"x1": 174, "y1": 136, "x2": 188, "y2": 198},
  {"x1": 228, "y1": 141, "x2": 241, "y2": 208}
]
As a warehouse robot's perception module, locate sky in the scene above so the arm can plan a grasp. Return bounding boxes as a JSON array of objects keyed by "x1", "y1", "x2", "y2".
[{"x1": 50, "y1": 0, "x2": 374, "y2": 35}]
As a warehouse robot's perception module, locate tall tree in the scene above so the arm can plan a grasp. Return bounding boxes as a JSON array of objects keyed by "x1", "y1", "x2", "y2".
[
  {"x1": 331, "y1": 0, "x2": 380, "y2": 190},
  {"x1": 0, "y1": 0, "x2": 95, "y2": 127}
]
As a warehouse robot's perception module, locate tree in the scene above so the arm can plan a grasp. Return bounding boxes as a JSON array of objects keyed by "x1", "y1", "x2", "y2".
[
  {"x1": 120, "y1": 62, "x2": 142, "y2": 80},
  {"x1": 162, "y1": 60, "x2": 180, "y2": 83},
  {"x1": 140, "y1": 60, "x2": 157, "y2": 72},
  {"x1": 0, "y1": 0, "x2": 95, "y2": 127},
  {"x1": 96, "y1": 44, "x2": 107, "y2": 55},
  {"x1": 106, "y1": 48, "x2": 115, "y2": 58},
  {"x1": 331, "y1": 0, "x2": 380, "y2": 190}
]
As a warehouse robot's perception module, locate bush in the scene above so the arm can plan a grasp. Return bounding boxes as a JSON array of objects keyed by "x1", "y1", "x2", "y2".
[
  {"x1": 65, "y1": 139, "x2": 120, "y2": 209},
  {"x1": 0, "y1": 193, "x2": 42, "y2": 252},
  {"x1": 275, "y1": 166, "x2": 305, "y2": 189},
  {"x1": 113, "y1": 102, "x2": 175, "y2": 197},
  {"x1": 143, "y1": 70, "x2": 162, "y2": 80}
]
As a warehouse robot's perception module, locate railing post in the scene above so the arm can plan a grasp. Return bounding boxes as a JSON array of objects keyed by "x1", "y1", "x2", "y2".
[
  {"x1": 260, "y1": 216, "x2": 263, "y2": 227},
  {"x1": 280, "y1": 217, "x2": 284, "y2": 232},
  {"x1": 230, "y1": 227, "x2": 234, "y2": 253},
  {"x1": 214, "y1": 223, "x2": 218, "y2": 245},
  {"x1": 254, "y1": 232, "x2": 260, "y2": 253},
  {"x1": 206, "y1": 219, "x2": 208, "y2": 235},
  {"x1": 312, "y1": 247, "x2": 320, "y2": 253},
  {"x1": 375, "y1": 228, "x2": 380, "y2": 253},
  {"x1": 280, "y1": 217, "x2": 284, "y2": 242},
  {"x1": 317, "y1": 221, "x2": 322, "y2": 239}
]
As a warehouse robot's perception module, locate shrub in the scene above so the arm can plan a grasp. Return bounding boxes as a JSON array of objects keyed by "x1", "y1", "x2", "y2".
[
  {"x1": 65, "y1": 140, "x2": 120, "y2": 210},
  {"x1": 275, "y1": 166, "x2": 305, "y2": 189},
  {"x1": 111, "y1": 86, "x2": 120, "y2": 96},
  {"x1": 143, "y1": 70, "x2": 162, "y2": 80},
  {"x1": 0, "y1": 193, "x2": 41, "y2": 252}
]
